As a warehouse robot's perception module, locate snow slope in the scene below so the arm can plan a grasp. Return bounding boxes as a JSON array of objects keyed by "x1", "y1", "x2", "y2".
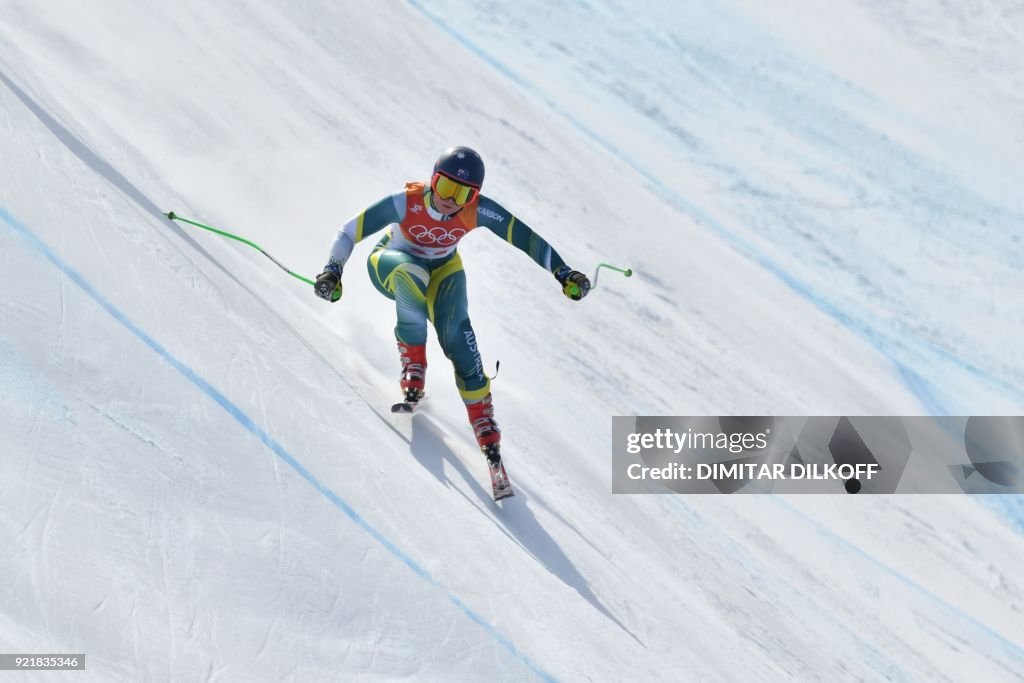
[{"x1": 1, "y1": 1, "x2": 1022, "y2": 680}]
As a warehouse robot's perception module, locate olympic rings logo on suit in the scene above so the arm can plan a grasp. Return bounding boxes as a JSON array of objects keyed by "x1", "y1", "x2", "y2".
[{"x1": 406, "y1": 224, "x2": 467, "y2": 247}]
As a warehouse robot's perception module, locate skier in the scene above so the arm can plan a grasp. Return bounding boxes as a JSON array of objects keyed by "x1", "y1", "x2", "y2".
[{"x1": 314, "y1": 146, "x2": 590, "y2": 489}]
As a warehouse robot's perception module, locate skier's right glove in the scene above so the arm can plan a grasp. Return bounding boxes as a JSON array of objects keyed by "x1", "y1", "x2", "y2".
[
  {"x1": 314, "y1": 263, "x2": 343, "y2": 303},
  {"x1": 554, "y1": 265, "x2": 591, "y2": 301}
]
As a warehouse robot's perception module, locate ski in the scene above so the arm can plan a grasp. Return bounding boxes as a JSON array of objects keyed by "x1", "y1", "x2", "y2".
[
  {"x1": 390, "y1": 393, "x2": 426, "y2": 414},
  {"x1": 390, "y1": 392, "x2": 511, "y2": 500},
  {"x1": 488, "y1": 459, "x2": 515, "y2": 501}
]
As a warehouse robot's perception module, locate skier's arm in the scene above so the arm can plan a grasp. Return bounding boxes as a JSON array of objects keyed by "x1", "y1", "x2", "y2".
[
  {"x1": 477, "y1": 195, "x2": 590, "y2": 300},
  {"x1": 325, "y1": 192, "x2": 406, "y2": 271},
  {"x1": 476, "y1": 195, "x2": 567, "y2": 274},
  {"x1": 315, "y1": 192, "x2": 406, "y2": 302}
]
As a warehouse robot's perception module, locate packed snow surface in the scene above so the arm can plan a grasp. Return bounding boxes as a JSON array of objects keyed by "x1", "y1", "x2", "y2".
[{"x1": 1, "y1": 1, "x2": 1022, "y2": 680}]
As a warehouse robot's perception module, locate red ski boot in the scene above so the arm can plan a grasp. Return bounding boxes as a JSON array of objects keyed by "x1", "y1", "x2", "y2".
[
  {"x1": 466, "y1": 394, "x2": 513, "y2": 500},
  {"x1": 398, "y1": 343, "x2": 426, "y2": 404},
  {"x1": 466, "y1": 393, "x2": 500, "y2": 457}
]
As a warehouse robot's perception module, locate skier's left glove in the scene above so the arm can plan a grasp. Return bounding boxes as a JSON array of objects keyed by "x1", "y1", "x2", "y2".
[
  {"x1": 554, "y1": 265, "x2": 591, "y2": 301},
  {"x1": 315, "y1": 263, "x2": 343, "y2": 303}
]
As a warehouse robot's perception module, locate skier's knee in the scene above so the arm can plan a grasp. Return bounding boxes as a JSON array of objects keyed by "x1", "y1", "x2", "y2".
[{"x1": 393, "y1": 262, "x2": 430, "y2": 291}]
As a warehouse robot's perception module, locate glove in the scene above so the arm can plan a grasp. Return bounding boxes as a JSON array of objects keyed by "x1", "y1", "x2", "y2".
[
  {"x1": 315, "y1": 264, "x2": 343, "y2": 302},
  {"x1": 554, "y1": 265, "x2": 591, "y2": 301}
]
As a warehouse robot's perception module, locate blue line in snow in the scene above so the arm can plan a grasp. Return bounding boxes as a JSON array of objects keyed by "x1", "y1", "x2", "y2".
[{"x1": 0, "y1": 205, "x2": 556, "y2": 683}]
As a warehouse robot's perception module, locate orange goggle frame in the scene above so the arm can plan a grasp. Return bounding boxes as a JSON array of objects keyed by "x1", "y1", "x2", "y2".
[{"x1": 431, "y1": 173, "x2": 479, "y2": 205}]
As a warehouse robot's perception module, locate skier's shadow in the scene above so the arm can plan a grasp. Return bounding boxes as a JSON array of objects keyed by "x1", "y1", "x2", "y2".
[
  {"x1": 406, "y1": 415, "x2": 507, "y2": 510},
  {"x1": 408, "y1": 416, "x2": 644, "y2": 647}
]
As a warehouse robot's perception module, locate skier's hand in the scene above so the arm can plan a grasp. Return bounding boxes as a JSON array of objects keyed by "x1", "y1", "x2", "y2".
[
  {"x1": 315, "y1": 265, "x2": 343, "y2": 303},
  {"x1": 555, "y1": 266, "x2": 591, "y2": 301}
]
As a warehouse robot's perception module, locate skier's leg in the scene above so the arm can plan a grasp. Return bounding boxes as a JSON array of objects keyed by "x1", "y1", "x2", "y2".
[
  {"x1": 427, "y1": 254, "x2": 500, "y2": 458},
  {"x1": 427, "y1": 253, "x2": 489, "y2": 399},
  {"x1": 367, "y1": 243, "x2": 431, "y2": 398}
]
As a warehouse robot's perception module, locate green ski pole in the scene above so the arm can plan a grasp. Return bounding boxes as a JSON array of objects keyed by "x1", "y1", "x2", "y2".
[
  {"x1": 165, "y1": 211, "x2": 315, "y2": 286},
  {"x1": 565, "y1": 262, "x2": 633, "y2": 298}
]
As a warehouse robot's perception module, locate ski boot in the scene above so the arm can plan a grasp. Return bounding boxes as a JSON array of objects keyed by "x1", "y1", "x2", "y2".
[
  {"x1": 392, "y1": 343, "x2": 426, "y2": 413},
  {"x1": 467, "y1": 394, "x2": 513, "y2": 500}
]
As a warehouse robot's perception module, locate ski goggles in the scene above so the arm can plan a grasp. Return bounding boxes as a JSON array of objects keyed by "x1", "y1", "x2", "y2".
[{"x1": 431, "y1": 172, "x2": 479, "y2": 205}]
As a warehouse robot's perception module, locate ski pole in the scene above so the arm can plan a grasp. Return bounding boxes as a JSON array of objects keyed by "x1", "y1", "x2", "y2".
[
  {"x1": 164, "y1": 211, "x2": 315, "y2": 286},
  {"x1": 566, "y1": 262, "x2": 633, "y2": 298},
  {"x1": 592, "y1": 262, "x2": 633, "y2": 289}
]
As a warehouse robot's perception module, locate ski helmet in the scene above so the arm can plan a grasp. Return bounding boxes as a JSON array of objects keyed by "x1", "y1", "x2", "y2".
[{"x1": 433, "y1": 146, "x2": 485, "y2": 189}]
